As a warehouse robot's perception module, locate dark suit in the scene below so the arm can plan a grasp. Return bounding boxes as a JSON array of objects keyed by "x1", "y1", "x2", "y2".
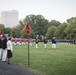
[
  {"x1": 0, "y1": 38, "x2": 2, "y2": 48},
  {"x1": 44, "y1": 38, "x2": 48, "y2": 48},
  {"x1": 2, "y1": 37, "x2": 7, "y2": 49},
  {"x1": 0, "y1": 38, "x2": 2, "y2": 59},
  {"x1": 35, "y1": 37, "x2": 39, "y2": 48},
  {"x1": 52, "y1": 39, "x2": 56, "y2": 44},
  {"x1": 2, "y1": 37, "x2": 7, "y2": 61},
  {"x1": 44, "y1": 39, "x2": 48, "y2": 44},
  {"x1": 52, "y1": 38, "x2": 56, "y2": 49}
]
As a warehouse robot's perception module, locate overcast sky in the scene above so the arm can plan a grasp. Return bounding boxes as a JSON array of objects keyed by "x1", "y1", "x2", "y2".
[{"x1": 0, "y1": 0, "x2": 76, "y2": 23}]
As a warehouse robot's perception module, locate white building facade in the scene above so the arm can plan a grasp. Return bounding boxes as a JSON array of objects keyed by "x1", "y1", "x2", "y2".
[{"x1": 0, "y1": 10, "x2": 19, "y2": 27}]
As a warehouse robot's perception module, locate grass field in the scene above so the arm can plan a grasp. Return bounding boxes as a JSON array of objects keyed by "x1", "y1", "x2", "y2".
[{"x1": 12, "y1": 42, "x2": 76, "y2": 75}]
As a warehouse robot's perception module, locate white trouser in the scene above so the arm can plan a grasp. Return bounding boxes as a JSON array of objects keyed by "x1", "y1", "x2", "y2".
[
  {"x1": 0, "y1": 48, "x2": 2, "y2": 59},
  {"x1": 52, "y1": 44, "x2": 56, "y2": 49},
  {"x1": 2, "y1": 49, "x2": 7, "y2": 61},
  {"x1": 36, "y1": 44, "x2": 38, "y2": 48},
  {"x1": 44, "y1": 44, "x2": 46, "y2": 48},
  {"x1": 30, "y1": 43, "x2": 32, "y2": 46}
]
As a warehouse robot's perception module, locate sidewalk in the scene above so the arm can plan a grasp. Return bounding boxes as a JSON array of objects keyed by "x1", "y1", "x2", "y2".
[{"x1": 0, "y1": 60, "x2": 37, "y2": 75}]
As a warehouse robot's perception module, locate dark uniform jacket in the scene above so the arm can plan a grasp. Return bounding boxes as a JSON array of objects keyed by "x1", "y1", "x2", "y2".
[
  {"x1": 44, "y1": 39, "x2": 48, "y2": 44},
  {"x1": 35, "y1": 37, "x2": 40, "y2": 44},
  {"x1": 2, "y1": 37, "x2": 7, "y2": 49},
  {"x1": 52, "y1": 39, "x2": 56, "y2": 44},
  {"x1": 0, "y1": 38, "x2": 2, "y2": 48},
  {"x1": 35, "y1": 39, "x2": 39, "y2": 44}
]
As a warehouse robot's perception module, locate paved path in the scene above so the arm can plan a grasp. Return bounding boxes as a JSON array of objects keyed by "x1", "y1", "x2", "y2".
[{"x1": 0, "y1": 60, "x2": 37, "y2": 75}]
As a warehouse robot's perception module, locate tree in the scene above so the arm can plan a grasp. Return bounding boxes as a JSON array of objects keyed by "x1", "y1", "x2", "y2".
[
  {"x1": 12, "y1": 27, "x2": 21, "y2": 38},
  {"x1": 48, "y1": 20, "x2": 61, "y2": 27},
  {"x1": 65, "y1": 17, "x2": 76, "y2": 40},
  {"x1": 23, "y1": 14, "x2": 49, "y2": 36},
  {"x1": 46, "y1": 26, "x2": 56, "y2": 39},
  {"x1": 0, "y1": 24, "x2": 5, "y2": 35},
  {"x1": 55, "y1": 22, "x2": 67, "y2": 39},
  {"x1": 67, "y1": 17, "x2": 76, "y2": 24},
  {"x1": 4, "y1": 27, "x2": 11, "y2": 36},
  {"x1": 17, "y1": 20, "x2": 25, "y2": 31}
]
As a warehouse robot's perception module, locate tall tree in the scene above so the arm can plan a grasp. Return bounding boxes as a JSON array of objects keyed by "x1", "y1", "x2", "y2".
[
  {"x1": 23, "y1": 14, "x2": 49, "y2": 36},
  {"x1": 55, "y1": 23, "x2": 68, "y2": 39},
  {"x1": 48, "y1": 20, "x2": 61, "y2": 27},
  {"x1": 65, "y1": 17, "x2": 76, "y2": 40},
  {"x1": 46, "y1": 26, "x2": 56, "y2": 39},
  {"x1": 0, "y1": 24, "x2": 5, "y2": 35},
  {"x1": 4, "y1": 27, "x2": 11, "y2": 36}
]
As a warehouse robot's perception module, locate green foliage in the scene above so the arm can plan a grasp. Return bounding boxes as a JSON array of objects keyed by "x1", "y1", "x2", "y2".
[
  {"x1": 12, "y1": 28, "x2": 21, "y2": 38},
  {"x1": 46, "y1": 26, "x2": 56, "y2": 39},
  {"x1": 0, "y1": 24, "x2": 5, "y2": 34},
  {"x1": 0, "y1": 15, "x2": 76, "y2": 40},
  {"x1": 4, "y1": 27, "x2": 11, "y2": 36},
  {"x1": 12, "y1": 43, "x2": 76, "y2": 75},
  {"x1": 48, "y1": 20, "x2": 61, "y2": 27},
  {"x1": 55, "y1": 22, "x2": 68, "y2": 39},
  {"x1": 67, "y1": 17, "x2": 76, "y2": 24},
  {"x1": 23, "y1": 14, "x2": 49, "y2": 36},
  {"x1": 65, "y1": 17, "x2": 76, "y2": 40}
]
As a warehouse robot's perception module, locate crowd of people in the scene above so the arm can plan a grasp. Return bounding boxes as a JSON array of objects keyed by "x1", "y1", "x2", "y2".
[
  {"x1": 0, "y1": 34, "x2": 13, "y2": 64},
  {"x1": 0, "y1": 34, "x2": 57, "y2": 65},
  {"x1": 11, "y1": 35, "x2": 57, "y2": 49}
]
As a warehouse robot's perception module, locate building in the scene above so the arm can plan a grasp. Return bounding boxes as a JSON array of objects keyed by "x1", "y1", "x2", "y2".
[{"x1": 0, "y1": 10, "x2": 19, "y2": 27}]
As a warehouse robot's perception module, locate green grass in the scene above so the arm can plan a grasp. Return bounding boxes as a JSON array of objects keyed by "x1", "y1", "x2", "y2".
[{"x1": 12, "y1": 43, "x2": 76, "y2": 75}]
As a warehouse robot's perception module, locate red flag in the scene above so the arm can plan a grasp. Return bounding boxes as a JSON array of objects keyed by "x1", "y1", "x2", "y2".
[
  {"x1": 25, "y1": 23, "x2": 30, "y2": 35},
  {"x1": 0, "y1": 29, "x2": 2, "y2": 35}
]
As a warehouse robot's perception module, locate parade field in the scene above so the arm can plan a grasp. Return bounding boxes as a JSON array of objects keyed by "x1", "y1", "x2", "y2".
[{"x1": 12, "y1": 43, "x2": 76, "y2": 75}]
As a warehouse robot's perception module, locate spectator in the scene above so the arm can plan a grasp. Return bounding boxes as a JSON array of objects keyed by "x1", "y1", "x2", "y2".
[
  {"x1": 7, "y1": 37, "x2": 13, "y2": 64},
  {"x1": 2, "y1": 34, "x2": 8, "y2": 62},
  {"x1": 0, "y1": 35, "x2": 3, "y2": 59}
]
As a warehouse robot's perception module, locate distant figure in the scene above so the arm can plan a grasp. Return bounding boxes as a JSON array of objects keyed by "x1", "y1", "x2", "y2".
[
  {"x1": 44, "y1": 37, "x2": 48, "y2": 49},
  {"x1": 2, "y1": 34, "x2": 8, "y2": 61},
  {"x1": 35, "y1": 35, "x2": 39, "y2": 48},
  {"x1": 52, "y1": 37, "x2": 56, "y2": 49},
  {"x1": 7, "y1": 37, "x2": 13, "y2": 64},
  {"x1": 29, "y1": 38, "x2": 33, "y2": 46},
  {"x1": 0, "y1": 35, "x2": 3, "y2": 59}
]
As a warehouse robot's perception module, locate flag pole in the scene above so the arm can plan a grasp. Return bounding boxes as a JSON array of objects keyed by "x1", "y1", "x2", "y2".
[
  {"x1": 28, "y1": 39, "x2": 30, "y2": 67},
  {"x1": 25, "y1": 23, "x2": 30, "y2": 67}
]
